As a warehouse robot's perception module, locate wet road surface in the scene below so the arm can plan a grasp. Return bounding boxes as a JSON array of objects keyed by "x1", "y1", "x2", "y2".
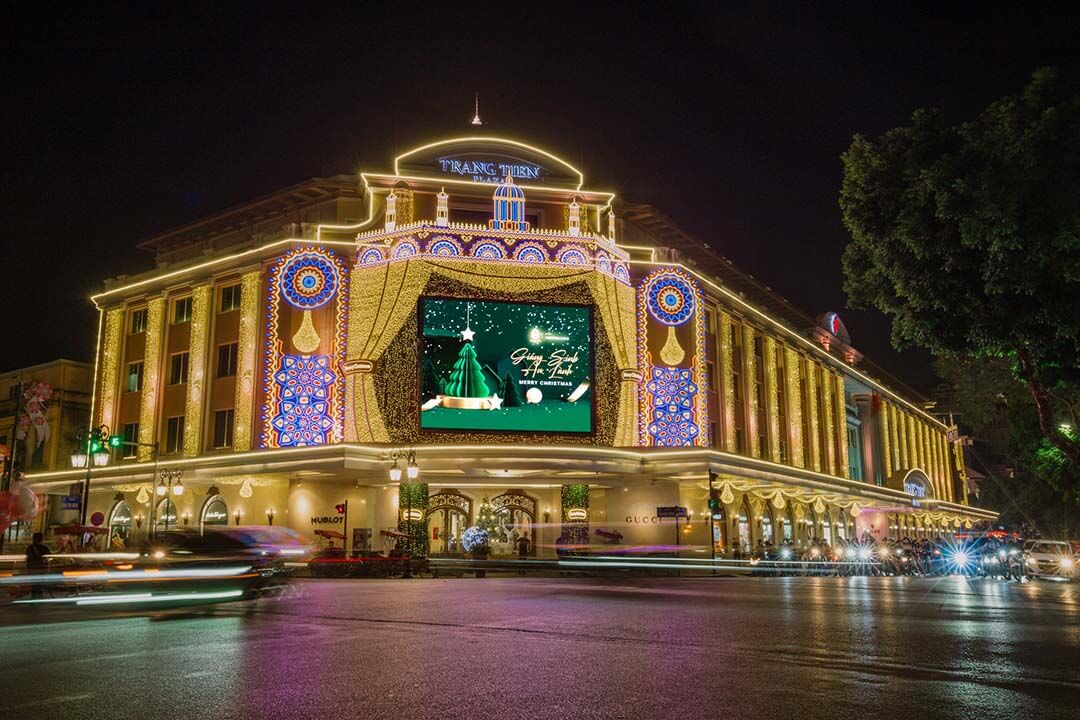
[{"x1": 2, "y1": 575, "x2": 1078, "y2": 719}]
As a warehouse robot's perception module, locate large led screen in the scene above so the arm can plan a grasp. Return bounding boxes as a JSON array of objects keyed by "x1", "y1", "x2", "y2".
[{"x1": 420, "y1": 298, "x2": 593, "y2": 433}]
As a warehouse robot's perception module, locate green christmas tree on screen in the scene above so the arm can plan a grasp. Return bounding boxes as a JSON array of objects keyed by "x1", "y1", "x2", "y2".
[
  {"x1": 499, "y1": 372, "x2": 524, "y2": 407},
  {"x1": 422, "y1": 358, "x2": 444, "y2": 400},
  {"x1": 444, "y1": 342, "x2": 490, "y2": 398}
]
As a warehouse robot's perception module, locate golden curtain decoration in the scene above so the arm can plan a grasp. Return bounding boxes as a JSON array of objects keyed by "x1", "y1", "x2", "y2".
[{"x1": 344, "y1": 259, "x2": 638, "y2": 445}]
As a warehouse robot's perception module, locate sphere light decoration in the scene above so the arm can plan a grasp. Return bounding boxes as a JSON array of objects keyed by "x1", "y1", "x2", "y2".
[{"x1": 525, "y1": 387, "x2": 543, "y2": 404}]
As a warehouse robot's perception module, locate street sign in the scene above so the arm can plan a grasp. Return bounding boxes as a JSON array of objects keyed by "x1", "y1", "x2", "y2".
[
  {"x1": 656, "y1": 506, "x2": 688, "y2": 518},
  {"x1": 61, "y1": 495, "x2": 81, "y2": 510},
  {"x1": 90, "y1": 511, "x2": 105, "y2": 527}
]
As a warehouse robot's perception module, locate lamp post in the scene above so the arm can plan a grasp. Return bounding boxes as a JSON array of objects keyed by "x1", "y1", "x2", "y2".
[
  {"x1": 155, "y1": 468, "x2": 184, "y2": 535},
  {"x1": 71, "y1": 425, "x2": 114, "y2": 526},
  {"x1": 389, "y1": 448, "x2": 420, "y2": 578}
]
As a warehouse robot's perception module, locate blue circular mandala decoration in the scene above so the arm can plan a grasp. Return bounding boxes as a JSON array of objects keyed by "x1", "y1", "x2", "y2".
[
  {"x1": 280, "y1": 253, "x2": 338, "y2": 309},
  {"x1": 558, "y1": 248, "x2": 587, "y2": 265},
  {"x1": 359, "y1": 248, "x2": 384, "y2": 265},
  {"x1": 472, "y1": 242, "x2": 505, "y2": 260},
  {"x1": 392, "y1": 240, "x2": 418, "y2": 258},
  {"x1": 596, "y1": 252, "x2": 612, "y2": 274},
  {"x1": 514, "y1": 244, "x2": 546, "y2": 263},
  {"x1": 646, "y1": 273, "x2": 696, "y2": 326},
  {"x1": 428, "y1": 238, "x2": 462, "y2": 256}
]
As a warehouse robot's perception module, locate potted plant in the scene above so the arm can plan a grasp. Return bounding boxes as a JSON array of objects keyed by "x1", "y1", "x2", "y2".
[{"x1": 461, "y1": 526, "x2": 490, "y2": 578}]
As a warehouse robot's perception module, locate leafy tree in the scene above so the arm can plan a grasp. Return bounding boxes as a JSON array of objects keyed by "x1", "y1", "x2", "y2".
[
  {"x1": 936, "y1": 356, "x2": 1080, "y2": 518},
  {"x1": 840, "y1": 69, "x2": 1080, "y2": 466}
]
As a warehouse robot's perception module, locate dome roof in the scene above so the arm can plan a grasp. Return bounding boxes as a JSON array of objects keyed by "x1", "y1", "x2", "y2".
[{"x1": 493, "y1": 175, "x2": 525, "y2": 200}]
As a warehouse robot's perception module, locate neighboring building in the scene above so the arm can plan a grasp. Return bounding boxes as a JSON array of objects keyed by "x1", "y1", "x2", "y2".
[
  {"x1": 24, "y1": 136, "x2": 994, "y2": 553},
  {"x1": 0, "y1": 359, "x2": 93, "y2": 472},
  {"x1": 1, "y1": 359, "x2": 92, "y2": 544}
]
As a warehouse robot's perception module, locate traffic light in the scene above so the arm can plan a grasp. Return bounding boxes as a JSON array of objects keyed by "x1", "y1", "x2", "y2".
[
  {"x1": 108, "y1": 435, "x2": 123, "y2": 449},
  {"x1": 707, "y1": 471, "x2": 720, "y2": 512}
]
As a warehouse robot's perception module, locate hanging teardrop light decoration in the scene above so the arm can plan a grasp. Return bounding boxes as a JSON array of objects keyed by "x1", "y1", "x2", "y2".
[
  {"x1": 813, "y1": 497, "x2": 826, "y2": 515},
  {"x1": 719, "y1": 483, "x2": 734, "y2": 505},
  {"x1": 771, "y1": 491, "x2": 786, "y2": 510},
  {"x1": 136, "y1": 485, "x2": 150, "y2": 505},
  {"x1": 239, "y1": 478, "x2": 254, "y2": 498}
]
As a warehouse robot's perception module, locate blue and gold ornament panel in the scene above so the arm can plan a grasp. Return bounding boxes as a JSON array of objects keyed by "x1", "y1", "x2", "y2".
[
  {"x1": 637, "y1": 268, "x2": 708, "y2": 447},
  {"x1": 262, "y1": 247, "x2": 349, "y2": 448}
]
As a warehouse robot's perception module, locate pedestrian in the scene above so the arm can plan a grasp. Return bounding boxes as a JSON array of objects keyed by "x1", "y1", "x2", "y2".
[
  {"x1": 25, "y1": 532, "x2": 51, "y2": 599},
  {"x1": 516, "y1": 532, "x2": 530, "y2": 575}
]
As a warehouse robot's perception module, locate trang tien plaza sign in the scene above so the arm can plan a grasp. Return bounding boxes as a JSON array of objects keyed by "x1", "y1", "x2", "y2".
[{"x1": 437, "y1": 157, "x2": 543, "y2": 183}]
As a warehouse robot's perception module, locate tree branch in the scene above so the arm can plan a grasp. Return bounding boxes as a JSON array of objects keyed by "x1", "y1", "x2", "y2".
[{"x1": 1015, "y1": 346, "x2": 1080, "y2": 467}]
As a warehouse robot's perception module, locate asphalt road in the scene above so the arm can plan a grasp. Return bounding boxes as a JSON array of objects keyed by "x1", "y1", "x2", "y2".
[{"x1": 1, "y1": 575, "x2": 1078, "y2": 719}]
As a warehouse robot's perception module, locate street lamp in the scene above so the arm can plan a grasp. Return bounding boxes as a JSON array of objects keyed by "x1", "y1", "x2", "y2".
[{"x1": 71, "y1": 425, "x2": 117, "y2": 525}]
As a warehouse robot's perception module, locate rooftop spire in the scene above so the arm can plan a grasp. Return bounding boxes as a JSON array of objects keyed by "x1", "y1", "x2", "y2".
[{"x1": 471, "y1": 92, "x2": 482, "y2": 126}]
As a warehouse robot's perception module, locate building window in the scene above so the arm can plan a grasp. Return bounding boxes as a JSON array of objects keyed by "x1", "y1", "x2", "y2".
[
  {"x1": 800, "y1": 357, "x2": 812, "y2": 463},
  {"x1": 213, "y1": 409, "x2": 235, "y2": 449},
  {"x1": 121, "y1": 422, "x2": 139, "y2": 459},
  {"x1": 126, "y1": 362, "x2": 144, "y2": 393},
  {"x1": 168, "y1": 352, "x2": 189, "y2": 385},
  {"x1": 219, "y1": 284, "x2": 242, "y2": 313},
  {"x1": 173, "y1": 297, "x2": 193, "y2": 324},
  {"x1": 217, "y1": 343, "x2": 239, "y2": 378},
  {"x1": 130, "y1": 308, "x2": 147, "y2": 334},
  {"x1": 731, "y1": 320, "x2": 745, "y2": 454},
  {"x1": 165, "y1": 416, "x2": 185, "y2": 454},
  {"x1": 706, "y1": 361, "x2": 716, "y2": 393},
  {"x1": 753, "y1": 334, "x2": 766, "y2": 458},
  {"x1": 7, "y1": 385, "x2": 18, "y2": 400},
  {"x1": 775, "y1": 345, "x2": 788, "y2": 464},
  {"x1": 847, "y1": 423, "x2": 863, "y2": 481}
]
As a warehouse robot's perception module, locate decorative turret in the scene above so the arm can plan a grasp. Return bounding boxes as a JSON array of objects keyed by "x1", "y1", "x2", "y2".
[
  {"x1": 385, "y1": 190, "x2": 397, "y2": 232},
  {"x1": 567, "y1": 196, "x2": 581, "y2": 237},
  {"x1": 436, "y1": 188, "x2": 449, "y2": 227},
  {"x1": 489, "y1": 174, "x2": 529, "y2": 232}
]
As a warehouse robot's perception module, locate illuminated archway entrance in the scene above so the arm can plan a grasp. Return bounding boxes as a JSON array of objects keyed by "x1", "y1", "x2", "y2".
[
  {"x1": 491, "y1": 491, "x2": 537, "y2": 556},
  {"x1": 427, "y1": 491, "x2": 472, "y2": 555}
]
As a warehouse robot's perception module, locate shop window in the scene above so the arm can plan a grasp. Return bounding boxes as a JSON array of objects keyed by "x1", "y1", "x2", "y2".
[
  {"x1": 126, "y1": 361, "x2": 143, "y2": 393},
  {"x1": 202, "y1": 496, "x2": 229, "y2": 529},
  {"x1": 219, "y1": 284, "x2": 241, "y2": 313},
  {"x1": 121, "y1": 422, "x2": 139, "y2": 459},
  {"x1": 217, "y1": 343, "x2": 238, "y2": 378},
  {"x1": 130, "y1": 308, "x2": 147, "y2": 334},
  {"x1": 173, "y1": 297, "x2": 193, "y2": 324},
  {"x1": 169, "y1": 352, "x2": 189, "y2": 385},
  {"x1": 165, "y1": 416, "x2": 185, "y2": 454},
  {"x1": 155, "y1": 498, "x2": 178, "y2": 530},
  {"x1": 109, "y1": 501, "x2": 132, "y2": 547},
  {"x1": 213, "y1": 409, "x2": 234, "y2": 449}
]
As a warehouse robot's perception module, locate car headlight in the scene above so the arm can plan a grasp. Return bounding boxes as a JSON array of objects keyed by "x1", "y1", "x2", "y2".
[
  {"x1": 1061, "y1": 557, "x2": 1074, "y2": 570},
  {"x1": 953, "y1": 551, "x2": 970, "y2": 568}
]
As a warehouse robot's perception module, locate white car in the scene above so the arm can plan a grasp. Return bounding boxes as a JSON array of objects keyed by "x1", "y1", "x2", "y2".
[{"x1": 1024, "y1": 541, "x2": 1078, "y2": 582}]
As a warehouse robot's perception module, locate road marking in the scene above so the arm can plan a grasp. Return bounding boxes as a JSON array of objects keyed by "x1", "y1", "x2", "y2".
[{"x1": 6, "y1": 693, "x2": 93, "y2": 710}]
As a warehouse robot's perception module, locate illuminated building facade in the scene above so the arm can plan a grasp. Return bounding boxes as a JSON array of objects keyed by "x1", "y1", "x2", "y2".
[{"x1": 25, "y1": 137, "x2": 994, "y2": 554}]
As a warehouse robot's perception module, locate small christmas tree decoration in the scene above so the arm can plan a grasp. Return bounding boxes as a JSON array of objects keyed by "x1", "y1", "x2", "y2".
[
  {"x1": 441, "y1": 341, "x2": 492, "y2": 409},
  {"x1": 499, "y1": 372, "x2": 524, "y2": 407}
]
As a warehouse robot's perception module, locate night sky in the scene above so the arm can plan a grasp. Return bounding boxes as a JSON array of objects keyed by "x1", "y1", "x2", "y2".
[{"x1": 5, "y1": 4, "x2": 1078, "y2": 393}]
